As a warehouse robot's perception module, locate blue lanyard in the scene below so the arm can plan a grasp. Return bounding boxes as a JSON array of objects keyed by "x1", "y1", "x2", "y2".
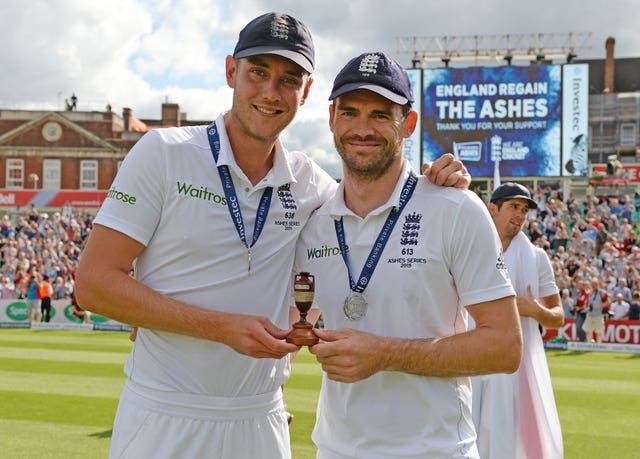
[
  {"x1": 207, "y1": 123, "x2": 273, "y2": 269},
  {"x1": 334, "y1": 171, "x2": 418, "y2": 293}
]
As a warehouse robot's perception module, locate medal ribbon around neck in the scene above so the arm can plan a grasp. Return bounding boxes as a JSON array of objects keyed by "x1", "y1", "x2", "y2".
[
  {"x1": 334, "y1": 171, "x2": 418, "y2": 295},
  {"x1": 207, "y1": 123, "x2": 273, "y2": 270}
]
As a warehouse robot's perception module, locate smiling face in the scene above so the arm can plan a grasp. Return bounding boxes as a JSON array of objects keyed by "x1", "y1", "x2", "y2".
[
  {"x1": 329, "y1": 89, "x2": 416, "y2": 181},
  {"x1": 225, "y1": 54, "x2": 312, "y2": 145}
]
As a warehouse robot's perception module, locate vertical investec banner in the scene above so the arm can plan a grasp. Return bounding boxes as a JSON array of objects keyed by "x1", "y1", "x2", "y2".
[
  {"x1": 561, "y1": 64, "x2": 589, "y2": 177},
  {"x1": 422, "y1": 65, "x2": 562, "y2": 177},
  {"x1": 404, "y1": 69, "x2": 422, "y2": 171}
]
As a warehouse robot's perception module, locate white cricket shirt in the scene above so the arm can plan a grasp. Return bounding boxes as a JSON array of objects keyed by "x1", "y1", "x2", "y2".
[
  {"x1": 295, "y1": 162, "x2": 515, "y2": 458},
  {"x1": 95, "y1": 113, "x2": 336, "y2": 397}
]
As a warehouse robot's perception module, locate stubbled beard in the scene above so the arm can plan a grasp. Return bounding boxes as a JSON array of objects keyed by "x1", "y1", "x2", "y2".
[{"x1": 334, "y1": 135, "x2": 401, "y2": 181}]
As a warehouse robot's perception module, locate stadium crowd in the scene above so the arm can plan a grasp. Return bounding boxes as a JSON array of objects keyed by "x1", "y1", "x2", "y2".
[
  {"x1": 0, "y1": 203, "x2": 91, "y2": 310},
  {"x1": 515, "y1": 186, "x2": 640, "y2": 333},
  {"x1": 1, "y1": 186, "x2": 640, "y2": 329}
]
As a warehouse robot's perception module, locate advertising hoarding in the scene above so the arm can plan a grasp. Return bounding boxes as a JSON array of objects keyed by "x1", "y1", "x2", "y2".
[
  {"x1": 543, "y1": 318, "x2": 640, "y2": 346},
  {"x1": 561, "y1": 64, "x2": 589, "y2": 176},
  {"x1": 404, "y1": 69, "x2": 422, "y2": 171},
  {"x1": 0, "y1": 190, "x2": 107, "y2": 208},
  {"x1": 421, "y1": 64, "x2": 588, "y2": 178},
  {"x1": 1, "y1": 298, "x2": 130, "y2": 331}
]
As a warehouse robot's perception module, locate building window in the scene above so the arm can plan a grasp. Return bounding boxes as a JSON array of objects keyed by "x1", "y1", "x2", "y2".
[
  {"x1": 41, "y1": 121, "x2": 63, "y2": 142},
  {"x1": 621, "y1": 123, "x2": 636, "y2": 146},
  {"x1": 43, "y1": 159, "x2": 61, "y2": 190},
  {"x1": 6, "y1": 159, "x2": 24, "y2": 189},
  {"x1": 80, "y1": 160, "x2": 98, "y2": 190}
]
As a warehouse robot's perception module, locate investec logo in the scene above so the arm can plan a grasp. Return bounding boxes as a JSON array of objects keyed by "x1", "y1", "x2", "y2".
[
  {"x1": 0, "y1": 193, "x2": 15, "y2": 205},
  {"x1": 307, "y1": 244, "x2": 344, "y2": 260},
  {"x1": 177, "y1": 181, "x2": 227, "y2": 206}
]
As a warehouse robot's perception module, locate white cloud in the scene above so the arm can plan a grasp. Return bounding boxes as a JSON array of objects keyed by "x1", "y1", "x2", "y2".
[
  {"x1": 132, "y1": 0, "x2": 220, "y2": 80},
  {"x1": 2, "y1": 0, "x2": 639, "y2": 177}
]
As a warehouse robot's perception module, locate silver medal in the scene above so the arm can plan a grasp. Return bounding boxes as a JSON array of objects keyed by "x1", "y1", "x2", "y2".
[{"x1": 343, "y1": 291, "x2": 367, "y2": 320}]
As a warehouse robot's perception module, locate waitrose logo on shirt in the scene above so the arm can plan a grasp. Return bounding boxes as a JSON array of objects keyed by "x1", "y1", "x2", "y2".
[
  {"x1": 177, "y1": 182, "x2": 227, "y2": 205},
  {"x1": 107, "y1": 187, "x2": 137, "y2": 205},
  {"x1": 306, "y1": 244, "x2": 345, "y2": 260}
]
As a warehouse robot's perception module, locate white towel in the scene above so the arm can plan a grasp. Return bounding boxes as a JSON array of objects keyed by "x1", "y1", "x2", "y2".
[
  {"x1": 473, "y1": 231, "x2": 563, "y2": 459},
  {"x1": 506, "y1": 231, "x2": 563, "y2": 459}
]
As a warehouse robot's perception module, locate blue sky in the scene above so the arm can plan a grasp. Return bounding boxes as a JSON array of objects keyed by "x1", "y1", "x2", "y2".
[{"x1": 2, "y1": 0, "x2": 639, "y2": 178}]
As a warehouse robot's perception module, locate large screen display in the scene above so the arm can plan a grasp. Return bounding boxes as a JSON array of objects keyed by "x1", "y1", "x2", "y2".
[
  {"x1": 421, "y1": 64, "x2": 588, "y2": 177},
  {"x1": 403, "y1": 69, "x2": 422, "y2": 172}
]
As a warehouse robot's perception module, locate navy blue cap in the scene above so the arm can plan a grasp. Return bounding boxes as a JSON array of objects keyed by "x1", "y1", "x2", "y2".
[
  {"x1": 329, "y1": 52, "x2": 414, "y2": 105},
  {"x1": 490, "y1": 182, "x2": 537, "y2": 209},
  {"x1": 233, "y1": 13, "x2": 315, "y2": 73}
]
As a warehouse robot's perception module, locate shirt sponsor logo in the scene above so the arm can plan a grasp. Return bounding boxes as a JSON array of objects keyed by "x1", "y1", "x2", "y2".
[
  {"x1": 176, "y1": 181, "x2": 226, "y2": 205},
  {"x1": 306, "y1": 244, "x2": 344, "y2": 260},
  {"x1": 107, "y1": 187, "x2": 137, "y2": 205}
]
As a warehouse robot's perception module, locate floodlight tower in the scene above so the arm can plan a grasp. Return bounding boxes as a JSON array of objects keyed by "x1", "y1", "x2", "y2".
[{"x1": 397, "y1": 32, "x2": 592, "y2": 67}]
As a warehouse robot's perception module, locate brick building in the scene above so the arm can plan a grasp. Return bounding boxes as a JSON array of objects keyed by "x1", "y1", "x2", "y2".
[
  {"x1": 0, "y1": 102, "x2": 207, "y2": 208},
  {"x1": 577, "y1": 37, "x2": 640, "y2": 163},
  {"x1": 0, "y1": 37, "x2": 638, "y2": 208}
]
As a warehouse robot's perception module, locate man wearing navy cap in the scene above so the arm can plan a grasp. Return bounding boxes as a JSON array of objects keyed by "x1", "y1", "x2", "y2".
[
  {"x1": 472, "y1": 182, "x2": 564, "y2": 459},
  {"x1": 294, "y1": 52, "x2": 523, "y2": 458},
  {"x1": 77, "y1": 12, "x2": 331, "y2": 458},
  {"x1": 76, "y1": 14, "x2": 468, "y2": 459}
]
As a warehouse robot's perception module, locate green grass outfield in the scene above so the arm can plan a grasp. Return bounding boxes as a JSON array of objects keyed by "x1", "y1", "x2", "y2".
[{"x1": 0, "y1": 329, "x2": 638, "y2": 458}]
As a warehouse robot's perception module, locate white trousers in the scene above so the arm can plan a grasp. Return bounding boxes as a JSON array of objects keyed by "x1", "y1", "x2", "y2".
[{"x1": 109, "y1": 379, "x2": 291, "y2": 459}]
